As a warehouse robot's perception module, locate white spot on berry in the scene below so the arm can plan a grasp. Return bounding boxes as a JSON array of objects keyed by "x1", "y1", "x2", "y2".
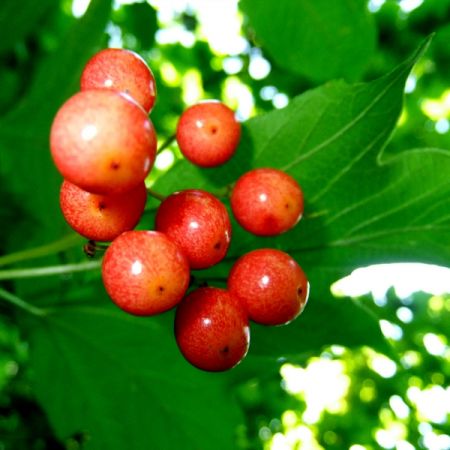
[
  {"x1": 81, "y1": 124, "x2": 97, "y2": 141},
  {"x1": 131, "y1": 260, "x2": 143, "y2": 275}
]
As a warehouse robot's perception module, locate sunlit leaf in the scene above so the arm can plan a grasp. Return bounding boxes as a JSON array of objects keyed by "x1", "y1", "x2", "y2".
[{"x1": 240, "y1": 0, "x2": 377, "y2": 82}]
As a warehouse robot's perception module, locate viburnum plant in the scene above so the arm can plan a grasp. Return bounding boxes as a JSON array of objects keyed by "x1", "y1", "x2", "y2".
[
  {"x1": 0, "y1": 0, "x2": 445, "y2": 445},
  {"x1": 49, "y1": 48, "x2": 309, "y2": 372}
]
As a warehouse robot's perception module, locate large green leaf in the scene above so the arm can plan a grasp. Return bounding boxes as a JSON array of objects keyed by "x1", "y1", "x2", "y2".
[
  {"x1": 153, "y1": 38, "x2": 441, "y2": 357},
  {"x1": 240, "y1": 0, "x2": 377, "y2": 82},
  {"x1": 249, "y1": 147, "x2": 450, "y2": 358},
  {"x1": 27, "y1": 288, "x2": 243, "y2": 450}
]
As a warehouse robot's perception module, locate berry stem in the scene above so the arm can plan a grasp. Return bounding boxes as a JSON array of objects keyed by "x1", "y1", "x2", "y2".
[
  {"x1": 212, "y1": 183, "x2": 235, "y2": 199},
  {"x1": 83, "y1": 240, "x2": 110, "y2": 258},
  {"x1": 157, "y1": 134, "x2": 176, "y2": 154},
  {"x1": 0, "y1": 287, "x2": 48, "y2": 317},
  {"x1": 0, "y1": 234, "x2": 82, "y2": 268},
  {"x1": 147, "y1": 188, "x2": 167, "y2": 202},
  {"x1": 0, "y1": 260, "x2": 101, "y2": 281}
]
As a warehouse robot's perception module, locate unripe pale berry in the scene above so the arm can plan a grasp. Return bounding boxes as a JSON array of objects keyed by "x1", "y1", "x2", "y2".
[
  {"x1": 175, "y1": 287, "x2": 250, "y2": 372},
  {"x1": 59, "y1": 180, "x2": 147, "y2": 242},
  {"x1": 155, "y1": 189, "x2": 231, "y2": 270},
  {"x1": 102, "y1": 231, "x2": 190, "y2": 316},
  {"x1": 230, "y1": 168, "x2": 304, "y2": 236},
  {"x1": 176, "y1": 101, "x2": 241, "y2": 167},
  {"x1": 228, "y1": 248, "x2": 309, "y2": 326},
  {"x1": 81, "y1": 48, "x2": 157, "y2": 113},
  {"x1": 50, "y1": 90, "x2": 156, "y2": 195}
]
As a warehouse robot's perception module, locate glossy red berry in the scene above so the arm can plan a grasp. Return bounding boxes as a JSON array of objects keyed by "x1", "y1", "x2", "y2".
[
  {"x1": 176, "y1": 101, "x2": 241, "y2": 167},
  {"x1": 175, "y1": 287, "x2": 250, "y2": 372},
  {"x1": 59, "y1": 180, "x2": 147, "y2": 242},
  {"x1": 155, "y1": 189, "x2": 231, "y2": 270},
  {"x1": 102, "y1": 231, "x2": 190, "y2": 316},
  {"x1": 230, "y1": 168, "x2": 304, "y2": 236},
  {"x1": 50, "y1": 90, "x2": 156, "y2": 195},
  {"x1": 228, "y1": 249, "x2": 309, "y2": 326},
  {"x1": 81, "y1": 48, "x2": 157, "y2": 113}
]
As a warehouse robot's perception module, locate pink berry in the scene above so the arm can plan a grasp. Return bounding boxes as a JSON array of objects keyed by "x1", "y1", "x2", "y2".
[
  {"x1": 175, "y1": 287, "x2": 250, "y2": 372},
  {"x1": 81, "y1": 48, "x2": 157, "y2": 113},
  {"x1": 155, "y1": 189, "x2": 231, "y2": 270},
  {"x1": 230, "y1": 168, "x2": 304, "y2": 236},
  {"x1": 228, "y1": 249, "x2": 309, "y2": 326},
  {"x1": 102, "y1": 231, "x2": 190, "y2": 316},
  {"x1": 59, "y1": 180, "x2": 147, "y2": 242},
  {"x1": 176, "y1": 101, "x2": 241, "y2": 167},
  {"x1": 50, "y1": 90, "x2": 156, "y2": 195}
]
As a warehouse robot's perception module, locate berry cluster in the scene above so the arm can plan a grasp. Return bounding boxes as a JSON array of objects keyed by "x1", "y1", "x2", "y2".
[{"x1": 50, "y1": 48, "x2": 310, "y2": 372}]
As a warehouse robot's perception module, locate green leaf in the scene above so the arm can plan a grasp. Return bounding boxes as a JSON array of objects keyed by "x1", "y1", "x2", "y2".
[
  {"x1": 0, "y1": 0, "x2": 55, "y2": 55},
  {"x1": 116, "y1": 2, "x2": 157, "y2": 50},
  {"x1": 0, "y1": 0, "x2": 113, "y2": 248},
  {"x1": 27, "y1": 291, "x2": 243, "y2": 450},
  {"x1": 153, "y1": 37, "x2": 438, "y2": 356},
  {"x1": 240, "y1": 0, "x2": 377, "y2": 82}
]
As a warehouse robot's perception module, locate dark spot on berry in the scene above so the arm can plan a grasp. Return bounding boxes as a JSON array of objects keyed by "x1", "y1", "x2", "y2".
[
  {"x1": 285, "y1": 203, "x2": 290, "y2": 209},
  {"x1": 210, "y1": 125, "x2": 218, "y2": 135},
  {"x1": 297, "y1": 287, "x2": 303, "y2": 296},
  {"x1": 98, "y1": 201, "x2": 106, "y2": 210},
  {"x1": 214, "y1": 242, "x2": 221, "y2": 250},
  {"x1": 220, "y1": 346, "x2": 229, "y2": 355},
  {"x1": 110, "y1": 161, "x2": 120, "y2": 170},
  {"x1": 158, "y1": 286, "x2": 165, "y2": 293}
]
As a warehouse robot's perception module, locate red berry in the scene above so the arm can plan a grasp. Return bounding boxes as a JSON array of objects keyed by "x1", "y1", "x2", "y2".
[
  {"x1": 50, "y1": 90, "x2": 156, "y2": 195},
  {"x1": 230, "y1": 168, "x2": 304, "y2": 236},
  {"x1": 81, "y1": 48, "x2": 157, "y2": 113},
  {"x1": 155, "y1": 189, "x2": 231, "y2": 270},
  {"x1": 228, "y1": 249, "x2": 309, "y2": 326},
  {"x1": 59, "y1": 180, "x2": 147, "y2": 242},
  {"x1": 175, "y1": 287, "x2": 250, "y2": 371},
  {"x1": 102, "y1": 231, "x2": 190, "y2": 316},
  {"x1": 176, "y1": 101, "x2": 241, "y2": 167}
]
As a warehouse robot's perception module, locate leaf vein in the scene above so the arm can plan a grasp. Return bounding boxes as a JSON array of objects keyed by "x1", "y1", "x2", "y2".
[{"x1": 281, "y1": 69, "x2": 406, "y2": 171}]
